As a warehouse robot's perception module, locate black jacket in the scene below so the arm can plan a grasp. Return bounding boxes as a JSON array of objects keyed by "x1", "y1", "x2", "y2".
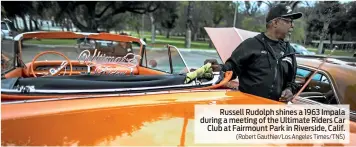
[{"x1": 221, "y1": 33, "x2": 298, "y2": 101}]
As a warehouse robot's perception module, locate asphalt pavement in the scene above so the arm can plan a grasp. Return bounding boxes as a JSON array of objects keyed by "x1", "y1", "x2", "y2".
[{"x1": 1, "y1": 40, "x2": 15, "y2": 58}]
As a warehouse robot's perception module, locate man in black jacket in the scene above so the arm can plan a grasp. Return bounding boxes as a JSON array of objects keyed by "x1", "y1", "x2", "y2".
[{"x1": 208, "y1": 4, "x2": 302, "y2": 101}]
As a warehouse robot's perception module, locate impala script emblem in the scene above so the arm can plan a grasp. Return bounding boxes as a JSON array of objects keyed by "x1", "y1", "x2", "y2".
[{"x1": 77, "y1": 49, "x2": 141, "y2": 75}]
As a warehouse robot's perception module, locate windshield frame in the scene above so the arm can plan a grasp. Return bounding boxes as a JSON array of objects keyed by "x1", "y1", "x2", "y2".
[
  {"x1": 1, "y1": 40, "x2": 18, "y2": 76},
  {"x1": 12, "y1": 32, "x2": 146, "y2": 68}
]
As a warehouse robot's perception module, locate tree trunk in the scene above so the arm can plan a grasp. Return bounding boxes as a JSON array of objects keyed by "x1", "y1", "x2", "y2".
[
  {"x1": 209, "y1": 41, "x2": 213, "y2": 48},
  {"x1": 135, "y1": 26, "x2": 141, "y2": 38},
  {"x1": 33, "y1": 19, "x2": 39, "y2": 30},
  {"x1": 318, "y1": 37, "x2": 324, "y2": 54},
  {"x1": 151, "y1": 24, "x2": 156, "y2": 43},
  {"x1": 20, "y1": 15, "x2": 28, "y2": 31},
  {"x1": 29, "y1": 16, "x2": 33, "y2": 31},
  {"x1": 192, "y1": 29, "x2": 198, "y2": 41},
  {"x1": 13, "y1": 18, "x2": 19, "y2": 29},
  {"x1": 317, "y1": 22, "x2": 330, "y2": 54},
  {"x1": 61, "y1": 21, "x2": 64, "y2": 32},
  {"x1": 149, "y1": 13, "x2": 156, "y2": 44},
  {"x1": 330, "y1": 33, "x2": 333, "y2": 49},
  {"x1": 166, "y1": 29, "x2": 170, "y2": 38},
  {"x1": 185, "y1": 1, "x2": 193, "y2": 48},
  {"x1": 185, "y1": 29, "x2": 191, "y2": 48},
  {"x1": 193, "y1": 32, "x2": 198, "y2": 41},
  {"x1": 66, "y1": 21, "x2": 70, "y2": 31}
]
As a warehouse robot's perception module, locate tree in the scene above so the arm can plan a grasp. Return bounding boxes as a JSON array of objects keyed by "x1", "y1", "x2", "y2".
[
  {"x1": 307, "y1": 1, "x2": 343, "y2": 54},
  {"x1": 158, "y1": 2, "x2": 179, "y2": 38},
  {"x1": 55, "y1": 1, "x2": 161, "y2": 32},
  {"x1": 1, "y1": 1, "x2": 33, "y2": 31},
  {"x1": 185, "y1": 1, "x2": 193, "y2": 48},
  {"x1": 346, "y1": 2, "x2": 356, "y2": 41},
  {"x1": 243, "y1": 1, "x2": 263, "y2": 16},
  {"x1": 294, "y1": 1, "x2": 317, "y2": 45}
]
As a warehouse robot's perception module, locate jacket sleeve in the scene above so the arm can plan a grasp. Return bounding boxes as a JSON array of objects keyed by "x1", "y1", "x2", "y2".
[
  {"x1": 285, "y1": 44, "x2": 299, "y2": 94},
  {"x1": 221, "y1": 38, "x2": 255, "y2": 80}
]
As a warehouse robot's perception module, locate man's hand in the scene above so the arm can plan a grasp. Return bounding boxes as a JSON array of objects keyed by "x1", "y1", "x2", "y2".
[
  {"x1": 280, "y1": 88, "x2": 294, "y2": 102},
  {"x1": 204, "y1": 59, "x2": 221, "y2": 72},
  {"x1": 224, "y1": 80, "x2": 239, "y2": 89}
]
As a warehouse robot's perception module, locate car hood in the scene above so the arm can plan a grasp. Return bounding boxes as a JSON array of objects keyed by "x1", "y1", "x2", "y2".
[
  {"x1": 1, "y1": 91, "x2": 280, "y2": 146},
  {"x1": 3, "y1": 90, "x2": 356, "y2": 146},
  {"x1": 204, "y1": 27, "x2": 259, "y2": 63}
]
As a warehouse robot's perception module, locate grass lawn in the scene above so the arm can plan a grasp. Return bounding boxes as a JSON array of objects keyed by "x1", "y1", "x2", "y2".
[
  {"x1": 307, "y1": 47, "x2": 353, "y2": 57},
  {"x1": 22, "y1": 31, "x2": 352, "y2": 57},
  {"x1": 130, "y1": 31, "x2": 213, "y2": 49}
]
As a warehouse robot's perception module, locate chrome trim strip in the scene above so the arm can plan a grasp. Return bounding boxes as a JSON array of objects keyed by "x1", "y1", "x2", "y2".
[
  {"x1": 167, "y1": 45, "x2": 191, "y2": 73},
  {"x1": 14, "y1": 32, "x2": 101, "y2": 41},
  {"x1": 301, "y1": 96, "x2": 326, "y2": 99}
]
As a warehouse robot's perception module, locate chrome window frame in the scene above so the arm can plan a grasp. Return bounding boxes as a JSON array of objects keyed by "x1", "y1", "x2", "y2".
[{"x1": 297, "y1": 64, "x2": 340, "y2": 105}]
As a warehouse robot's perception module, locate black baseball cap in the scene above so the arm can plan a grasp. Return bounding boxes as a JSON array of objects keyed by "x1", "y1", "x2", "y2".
[{"x1": 266, "y1": 4, "x2": 303, "y2": 23}]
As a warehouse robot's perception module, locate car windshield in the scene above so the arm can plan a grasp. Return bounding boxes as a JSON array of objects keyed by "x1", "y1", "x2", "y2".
[{"x1": 20, "y1": 38, "x2": 141, "y2": 64}]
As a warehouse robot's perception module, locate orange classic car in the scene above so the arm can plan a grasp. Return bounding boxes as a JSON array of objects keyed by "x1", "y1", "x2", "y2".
[{"x1": 1, "y1": 28, "x2": 356, "y2": 146}]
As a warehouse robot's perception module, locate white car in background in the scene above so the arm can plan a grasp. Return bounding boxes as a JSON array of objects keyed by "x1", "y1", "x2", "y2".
[{"x1": 1, "y1": 20, "x2": 19, "y2": 40}]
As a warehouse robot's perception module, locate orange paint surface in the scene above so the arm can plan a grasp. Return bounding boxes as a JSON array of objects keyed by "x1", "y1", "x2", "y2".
[{"x1": 2, "y1": 91, "x2": 355, "y2": 146}]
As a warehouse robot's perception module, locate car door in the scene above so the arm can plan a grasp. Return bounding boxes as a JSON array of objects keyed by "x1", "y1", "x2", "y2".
[{"x1": 293, "y1": 66, "x2": 356, "y2": 122}]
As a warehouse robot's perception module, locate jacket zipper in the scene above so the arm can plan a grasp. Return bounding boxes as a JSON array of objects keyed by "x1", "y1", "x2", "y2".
[
  {"x1": 270, "y1": 59, "x2": 278, "y2": 97},
  {"x1": 274, "y1": 60, "x2": 278, "y2": 81}
]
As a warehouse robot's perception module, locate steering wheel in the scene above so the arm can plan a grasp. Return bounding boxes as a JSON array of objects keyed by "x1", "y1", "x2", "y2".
[{"x1": 30, "y1": 51, "x2": 73, "y2": 77}]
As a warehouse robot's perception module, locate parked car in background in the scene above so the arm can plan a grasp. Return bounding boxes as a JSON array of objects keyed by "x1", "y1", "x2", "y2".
[
  {"x1": 1, "y1": 19, "x2": 19, "y2": 40},
  {"x1": 290, "y1": 43, "x2": 316, "y2": 55}
]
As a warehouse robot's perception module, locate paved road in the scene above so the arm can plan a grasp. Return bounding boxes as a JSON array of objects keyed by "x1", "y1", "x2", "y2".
[
  {"x1": 1, "y1": 40, "x2": 15, "y2": 58},
  {"x1": 1, "y1": 41, "x2": 222, "y2": 69}
]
